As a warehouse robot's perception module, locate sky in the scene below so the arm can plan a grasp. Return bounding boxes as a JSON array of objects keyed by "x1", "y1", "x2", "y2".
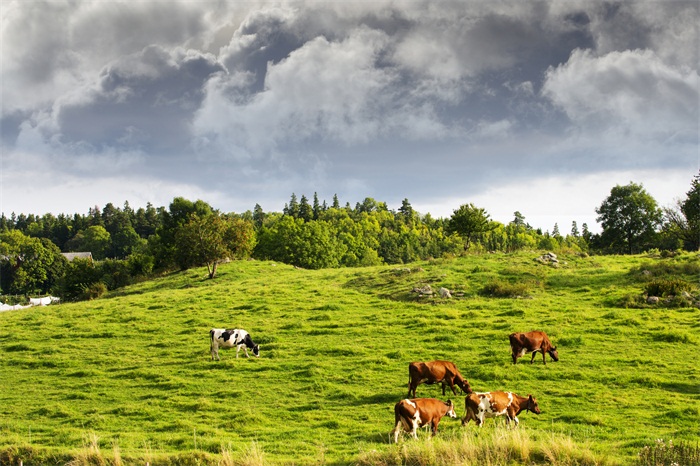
[{"x1": 1, "y1": 0, "x2": 698, "y2": 233}]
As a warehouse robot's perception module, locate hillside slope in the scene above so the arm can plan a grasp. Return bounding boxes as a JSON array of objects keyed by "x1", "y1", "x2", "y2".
[{"x1": 1, "y1": 252, "x2": 698, "y2": 465}]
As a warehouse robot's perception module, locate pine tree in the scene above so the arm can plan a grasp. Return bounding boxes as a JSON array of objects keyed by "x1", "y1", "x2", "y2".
[
  {"x1": 299, "y1": 195, "x2": 312, "y2": 222},
  {"x1": 312, "y1": 193, "x2": 321, "y2": 220},
  {"x1": 552, "y1": 223, "x2": 561, "y2": 238},
  {"x1": 285, "y1": 193, "x2": 299, "y2": 218},
  {"x1": 253, "y1": 204, "x2": 265, "y2": 229}
]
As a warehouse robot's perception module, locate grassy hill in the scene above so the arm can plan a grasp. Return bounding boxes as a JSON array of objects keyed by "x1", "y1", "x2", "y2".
[{"x1": 1, "y1": 251, "x2": 698, "y2": 465}]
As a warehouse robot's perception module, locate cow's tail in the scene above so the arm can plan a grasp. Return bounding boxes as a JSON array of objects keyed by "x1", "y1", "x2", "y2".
[
  {"x1": 209, "y1": 329, "x2": 215, "y2": 351},
  {"x1": 394, "y1": 401, "x2": 403, "y2": 427}
]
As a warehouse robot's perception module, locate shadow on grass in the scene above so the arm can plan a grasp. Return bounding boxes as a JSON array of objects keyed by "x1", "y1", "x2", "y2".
[
  {"x1": 659, "y1": 381, "x2": 700, "y2": 395},
  {"x1": 350, "y1": 392, "x2": 403, "y2": 406}
]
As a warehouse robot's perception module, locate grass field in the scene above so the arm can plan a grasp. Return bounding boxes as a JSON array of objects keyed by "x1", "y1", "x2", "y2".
[{"x1": 0, "y1": 251, "x2": 698, "y2": 465}]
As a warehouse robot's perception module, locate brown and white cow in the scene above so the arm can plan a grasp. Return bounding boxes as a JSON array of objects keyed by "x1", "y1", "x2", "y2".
[
  {"x1": 407, "y1": 360, "x2": 473, "y2": 398},
  {"x1": 391, "y1": 398, "x2": 457, "y2": 442},
  {"x1": 462, "y1": 391, "x2": 540, "y2": 428},
  {"x1": 509, "y1": 331, "x2": 558, "y2": 365}
]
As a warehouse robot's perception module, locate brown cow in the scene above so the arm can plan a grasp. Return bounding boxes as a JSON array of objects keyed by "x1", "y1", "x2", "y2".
[
  {"x1": 407, "y1": 360, "x2": 473, "y2": 398},
  {"x1": 391, "y1": 398, "x2": 457, "y2": 442},
  {"x1": 509, "y1": 331, "x2": 559, "y2": 364},
  {"x1": 462, "y1": 391, "x2": 540, "y2": 428}
]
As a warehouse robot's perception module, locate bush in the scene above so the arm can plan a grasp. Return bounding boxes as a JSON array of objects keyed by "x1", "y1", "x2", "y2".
[
  {"x1": 645, "y1": 279, "x2": 692, "y2": 297},
  {"x1": 631, "y1": 260, "x2": 700, "y2": 280},
  {"x1": 82, "y1": 282, "x2": 107, "y2": 300},
  {"x1": 479, "y1": 280, "x2": 530, "y2": 298}
]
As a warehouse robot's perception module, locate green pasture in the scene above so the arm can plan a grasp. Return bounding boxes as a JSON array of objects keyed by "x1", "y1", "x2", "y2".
[{"x1": 0, "y1": 252, "x2": 698, "y2": 465}]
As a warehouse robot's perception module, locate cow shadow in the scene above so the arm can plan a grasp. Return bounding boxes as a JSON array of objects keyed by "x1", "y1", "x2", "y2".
[{"x1": 347, "y1": 392, "x2": 402, "y2": 407}]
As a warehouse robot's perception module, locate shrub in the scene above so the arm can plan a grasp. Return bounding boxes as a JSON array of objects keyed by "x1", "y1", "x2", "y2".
[
  {"x1": 479, "y1": 280, "x2": 530, "y2": 298},
  {"x1": 645, "y1": 279, "x2": 692, "y2": 298},
  {"x1": 82, "y1": 282, "x2": 107, "y2": 300}
]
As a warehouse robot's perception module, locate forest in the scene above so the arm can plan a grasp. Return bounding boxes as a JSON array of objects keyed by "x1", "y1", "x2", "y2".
[{"x1": 1, "y1": 174, "x2": 698, "y2": 302}]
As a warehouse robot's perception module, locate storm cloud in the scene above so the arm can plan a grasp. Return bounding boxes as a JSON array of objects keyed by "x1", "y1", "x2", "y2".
[{"x1": 1, "y1": 0, "x2": 698, "y2": 231}]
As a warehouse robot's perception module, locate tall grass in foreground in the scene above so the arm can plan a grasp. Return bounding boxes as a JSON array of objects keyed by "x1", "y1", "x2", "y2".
[
  {"x1": 636, "y1": 439, "x2": 700, "y2": 466},
  {"x1": 357, "y1": 428, "x2": 610, "y2": 466}
]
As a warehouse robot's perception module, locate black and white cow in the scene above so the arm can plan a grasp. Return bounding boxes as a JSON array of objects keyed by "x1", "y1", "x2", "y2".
[{"x1": 210, "y1": 328, "x2": 260, "y2": 360}]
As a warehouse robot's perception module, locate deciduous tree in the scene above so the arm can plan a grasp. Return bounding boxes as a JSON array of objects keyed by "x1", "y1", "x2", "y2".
[
  {"x1": 448, "y1": 203, "x2": 493, "y2": 250},
  {"x1": 174, "y1": 213, "x2": 255, "y2": 279},
  {"x1": 596, "y1": 182, "x2": 662, "y2": 254}
]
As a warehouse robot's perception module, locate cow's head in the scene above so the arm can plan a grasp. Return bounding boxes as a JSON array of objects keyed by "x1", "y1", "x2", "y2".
[
  {"x1": 252, "y1": 344, "x2": 260, "y2": 357},
  {"x1": 526, "y1": 395, "x2": 541, "y2": 414},
  {"x1": 459, "y1": 378, "x2": 473, "y2": 395},
  {"x1": 548, "y1": 346, "x2": 559, "y2": 362},
  {"x1": 445, "y1": 399, "x2": 457, "y2": 418}
]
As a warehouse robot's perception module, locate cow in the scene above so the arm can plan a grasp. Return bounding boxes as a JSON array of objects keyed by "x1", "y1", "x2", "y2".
[
  {"x1": 462, "y1": 391, "x2": 540, "y2": 428},
  {"x1": 509, "y1": 331, "x2": 559, "y2": 365},
  {"x1": 407, "y1": 360, "x2": 472, "y2": 398},
  {"x1": 390, "y1": 398, "x2": 457, "y2": 443},
  {"x1": 210, "y1": 328, "x2": 260, "y2": 360}
]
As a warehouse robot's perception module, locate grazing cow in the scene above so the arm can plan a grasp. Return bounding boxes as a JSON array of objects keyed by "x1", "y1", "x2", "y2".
[
  {"x1": 509, "y1": 331, "x2": 559, "y2": 365},
  {"x1": 407, "y1": 360, "x2": 472, "y2": 398},
  {"x1": 390, "y1": 398, "x2": 457, "y2": 442},
  {"x1": 210, "y1": 328, "x2": 259, "y2": 360},
  {"x1": 462, "y1": 391, "x2": 540, "y2": 428}
]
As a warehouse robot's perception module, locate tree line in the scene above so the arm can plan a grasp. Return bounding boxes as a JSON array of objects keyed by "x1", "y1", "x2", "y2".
[{"x1": 1, "y1": 174, "x2": 698, "y2": 301}]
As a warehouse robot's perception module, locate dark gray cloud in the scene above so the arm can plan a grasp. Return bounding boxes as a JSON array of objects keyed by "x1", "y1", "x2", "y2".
[
  {"x1": 1, "y1": 0, "x2": 697, "y2": 231},
  {"x1": 55, "y1": 46, "x2": 224, "y2": 155}
]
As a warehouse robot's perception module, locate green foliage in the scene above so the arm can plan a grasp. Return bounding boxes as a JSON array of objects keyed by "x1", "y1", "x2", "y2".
[
  {"x1": 0, "y1": 230, "x2": 66, "y2": 294},
  {"x1": 630, "y1": 257, "x2": 700, "y2": 280},
  {"x1": 83, "y1": 281, "x2": 108, "y2": 300},
  {"x1": 58, "y1": 258, "x2": 102, "y2": 301},
  {"x1": 596, "y1": 182, "x2": 663, "y2": 254},
  {"x1": 66, "y1": 225, "x2": 112, "y2": 260},
  {"x1": 174, "y1": 213, "x2": 255, "y2": 278},
  {"x1": 447, "y1": 203, "x2": 493, "y2": 250},
  {"x1": 664, "y1": 172, "x2": 700, "y2": 251},
  {"x1": 644, "y1": 279, "x2": 692, "y2": 298},
  {"x1": 479, "y1": 279, "x2": 530, "y2": 298}
]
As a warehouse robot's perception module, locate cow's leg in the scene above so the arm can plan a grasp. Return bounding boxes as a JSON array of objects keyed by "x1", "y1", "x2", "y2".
[
  {"x1": 461, "y1": 408, "x2": 474, "y2": 426},
  {"x1": 391, "y1": 421, "x2": 402, "y2": 443},
  {"x1": 542, "y1": 350, "x2": 547, "y2": 365},
  {"x1": 408, "y1": 380, "x2": 417, "y2": 398},
  {"x1": 411, "y1": 423, "x2": 419, "y2": 439},
  {"x1": 511, "y1": 350, "x2": 517, "y2": 364},
  {"x1": 430, "y1": 420, "x2": 439, "y2": 436},
  {"x1": 211, "y1": 341, "x2": 218, "y2": 360},
  {"x1": 243, "y1": 346, "x2": 250, "y2": 358},
  {"x1": 530, "y1": 350, "x2": 538, "y2": 364}
]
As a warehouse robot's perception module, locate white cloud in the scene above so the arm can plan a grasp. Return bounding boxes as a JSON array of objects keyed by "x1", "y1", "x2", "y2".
[{"x1": 543, "y1": 48, "x2": 699, "y2": 141}]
